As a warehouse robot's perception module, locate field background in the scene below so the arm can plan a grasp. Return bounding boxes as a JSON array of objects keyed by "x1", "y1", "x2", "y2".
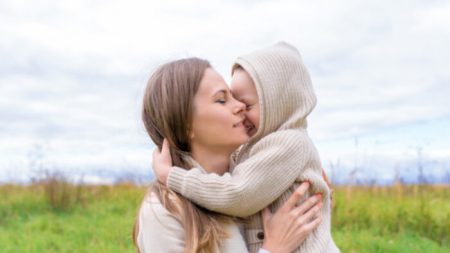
[{"x1": 0, "y1": 182, "x2": 448, "y2": 253}]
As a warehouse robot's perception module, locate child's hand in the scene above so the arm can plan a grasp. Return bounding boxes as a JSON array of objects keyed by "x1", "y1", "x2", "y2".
[{"x1": 152, "y1": 139, "x2": 173, "y2": 185}]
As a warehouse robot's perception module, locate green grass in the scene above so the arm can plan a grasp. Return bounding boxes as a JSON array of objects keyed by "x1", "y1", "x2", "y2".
[
  {"x1": 331, "y1": 184, "x2": 449, "y2": 252},
  {"x1": 0, "y1": 184, "x2": 145, "y2": 253},
  {"x1": 334, "y1": 229, "x2": 446, "y2": 253},
  {"x1": 0, "y1": 183, "x2": 448, "y2": 252}
]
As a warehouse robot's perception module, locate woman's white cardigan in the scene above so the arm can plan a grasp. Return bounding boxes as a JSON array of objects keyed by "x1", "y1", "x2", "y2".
[{"x1": 137, "y1": 193, "x2": 252, "y2": 253}]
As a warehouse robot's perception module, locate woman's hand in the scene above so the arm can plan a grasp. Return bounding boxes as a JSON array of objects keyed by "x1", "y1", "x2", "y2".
[
  {"x1": 152, "y1": 139, "x2": 173, "y2": 185},
  {"x1": 322, "y1": 169, "x2": 334, "y2": 209},
  {"x1": 261, "y1": 182, "x2": 323, "y2": 253}
]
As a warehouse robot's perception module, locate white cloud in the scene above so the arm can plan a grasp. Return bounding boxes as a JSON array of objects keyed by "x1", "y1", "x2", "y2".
[{"x1": 1, "y1": 0, "x2": 449, "y2": 182}]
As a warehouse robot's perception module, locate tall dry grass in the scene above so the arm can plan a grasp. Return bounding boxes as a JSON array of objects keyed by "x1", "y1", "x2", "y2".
[
  {"x1": 33, "y1": 171, "x2": 86, "y2": 211},
  {"x1": 332, "y1": 184, "x2": 449, "y2": 246}
]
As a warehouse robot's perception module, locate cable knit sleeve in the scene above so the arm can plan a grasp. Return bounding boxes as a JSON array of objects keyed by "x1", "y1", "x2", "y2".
[{"x1": 167, "y1": 132, "x2": 311, "y2": 217}]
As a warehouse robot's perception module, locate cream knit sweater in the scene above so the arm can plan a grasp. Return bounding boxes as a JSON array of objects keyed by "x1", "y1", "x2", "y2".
[
  {"x1": 167, "y1": 42, "x2": 340, "y2": 253},
  {"x1": 137, "y1": 193, "x2": 251, "y2": 253}
]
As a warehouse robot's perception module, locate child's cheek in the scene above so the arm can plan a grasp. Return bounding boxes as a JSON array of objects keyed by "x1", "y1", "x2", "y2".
[{"x1": 250, "y1": 110, "x2": 260, "y2": 127}]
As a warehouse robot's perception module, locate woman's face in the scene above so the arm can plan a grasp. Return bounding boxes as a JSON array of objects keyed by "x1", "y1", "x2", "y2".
[{"x1": 190, "y1": 68, "x2": 249, "y2": 152}]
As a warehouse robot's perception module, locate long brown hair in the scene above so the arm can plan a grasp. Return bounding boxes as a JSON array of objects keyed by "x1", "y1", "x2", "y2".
[{"x1": 133, "y1": 58, "x2": 231, "y2": 253}]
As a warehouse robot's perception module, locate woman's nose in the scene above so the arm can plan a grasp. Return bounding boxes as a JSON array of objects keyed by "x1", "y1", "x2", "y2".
[{"x1": 233, "y1": 99, "x2": 246, "y2": 115}]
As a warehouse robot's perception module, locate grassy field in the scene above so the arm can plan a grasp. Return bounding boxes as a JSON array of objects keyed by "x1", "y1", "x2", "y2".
[
  {"x1": 331, "y1": 184, "x2": 449, "y2": 252},
  {"x1": 0, "y1": 182, "x2": 448, "y2": 253}
]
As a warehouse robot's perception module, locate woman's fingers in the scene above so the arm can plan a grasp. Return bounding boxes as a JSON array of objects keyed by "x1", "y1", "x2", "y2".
[
  {"x1": 261, "y1": 183, "x2": 324, "y2": 253},
  {"x1": 281, "y1": 181, "x2": 310, "y2": 211},
  {"x1": 262, "y1": 207, "x2": 272, "y2": 229},
  {"x1": 295, "y1": 200, "x2": 323, "y2": 226},
  {"x1": 322, "y1": 170, "x2": 331, "y2": 188},
  {"x1": 303, "y1": 211, "x2": 322, "y2": 232},
  {"x1": 292, "y1": 193, "x2": 322, "y2": 217}
]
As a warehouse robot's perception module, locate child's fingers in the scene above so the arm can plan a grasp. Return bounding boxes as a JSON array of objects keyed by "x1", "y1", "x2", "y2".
[
  {"x1": 162, "y1": 139, "x2": 170, "y2": 155},
  {"x1": 152, "y1": 147, "x2": 160, "y2": 159},
  {"x1": 151, "y1": 148, "x2": 160, "y2": 171}
]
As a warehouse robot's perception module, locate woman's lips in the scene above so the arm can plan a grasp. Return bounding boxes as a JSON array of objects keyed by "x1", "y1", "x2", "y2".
[{"x1": 233, "y1": 120, "x2": 244, "y2": 128}]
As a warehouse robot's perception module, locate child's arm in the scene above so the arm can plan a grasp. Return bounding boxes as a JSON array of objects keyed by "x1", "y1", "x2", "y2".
[{"x1": 156, "y1": 132, "x2": 313, "y2": 217}]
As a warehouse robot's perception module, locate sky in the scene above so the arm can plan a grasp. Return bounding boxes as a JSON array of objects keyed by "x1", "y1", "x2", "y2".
[{"x1": 1, "y1": 0, "x2": 449, "y2": 184}]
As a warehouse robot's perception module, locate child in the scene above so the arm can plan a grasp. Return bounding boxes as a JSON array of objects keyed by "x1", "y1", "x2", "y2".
[{"x1": 153, "y1": 42, "x2": 340, "y2": 253}]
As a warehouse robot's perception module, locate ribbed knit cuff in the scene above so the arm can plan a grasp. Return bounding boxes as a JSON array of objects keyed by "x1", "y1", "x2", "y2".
[{"x1": 167, "y1": 166, "x2": 188, "y2": 193}]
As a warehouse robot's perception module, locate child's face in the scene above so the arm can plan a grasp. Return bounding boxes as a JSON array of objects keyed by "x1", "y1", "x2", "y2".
[{"x1": 231, "y1": 69, "x2": 260, "y2": 137}]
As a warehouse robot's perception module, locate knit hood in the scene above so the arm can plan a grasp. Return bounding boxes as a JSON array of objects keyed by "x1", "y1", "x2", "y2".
[{"x1": 232, "y1": 42, "x2": 317, "y2": 143}]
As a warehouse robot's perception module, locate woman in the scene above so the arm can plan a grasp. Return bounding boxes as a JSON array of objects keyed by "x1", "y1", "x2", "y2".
[{"x1": 133, "y1": 58, "x2": 323, "y2": 253}]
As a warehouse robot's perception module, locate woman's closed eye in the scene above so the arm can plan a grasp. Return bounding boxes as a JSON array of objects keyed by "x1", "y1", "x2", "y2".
[
  {"x1": 215, "y1": 98, "x2": 226, "y2": 104},
  {"x1": 213, "y1": 90, "x2": 229, "y2": 104}
]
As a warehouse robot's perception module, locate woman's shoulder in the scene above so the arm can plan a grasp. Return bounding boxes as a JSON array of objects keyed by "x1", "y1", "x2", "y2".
[
  {"x1": 138, "y1": 192, "x2": 249, "y2": 253},
  {"x1": 139, "y1": 192, "x2": 181, "y2": 224},
  {"x1": 137, "y1": 192, "x2": 186, "y2": 252},
  {"x1": 138, "y1": 192, "x2": 186, "y2": 238}
]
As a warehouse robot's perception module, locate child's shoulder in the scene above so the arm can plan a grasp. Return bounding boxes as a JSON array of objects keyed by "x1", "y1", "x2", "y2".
[
  {"x1": 249, "y1": 129, "x2": 314, "y2": 152},
  {"x1": 259, "y1": 128, "x2": 310, "y2": 142}
]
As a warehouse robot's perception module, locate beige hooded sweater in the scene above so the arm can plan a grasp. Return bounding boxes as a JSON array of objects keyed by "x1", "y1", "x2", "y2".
[{"x1": 167, "y1": 42, "x2": 340, "y2": 253}]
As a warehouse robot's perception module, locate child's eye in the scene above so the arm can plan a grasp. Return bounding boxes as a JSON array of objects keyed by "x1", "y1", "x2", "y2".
[{"x1": 246, "y1": 104, "x2": 253, "y2": 110}]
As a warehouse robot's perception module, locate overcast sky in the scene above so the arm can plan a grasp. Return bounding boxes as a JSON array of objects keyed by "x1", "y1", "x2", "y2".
[{"x1": 1, "y1": 0, "x2": 449, "y2": 183}]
